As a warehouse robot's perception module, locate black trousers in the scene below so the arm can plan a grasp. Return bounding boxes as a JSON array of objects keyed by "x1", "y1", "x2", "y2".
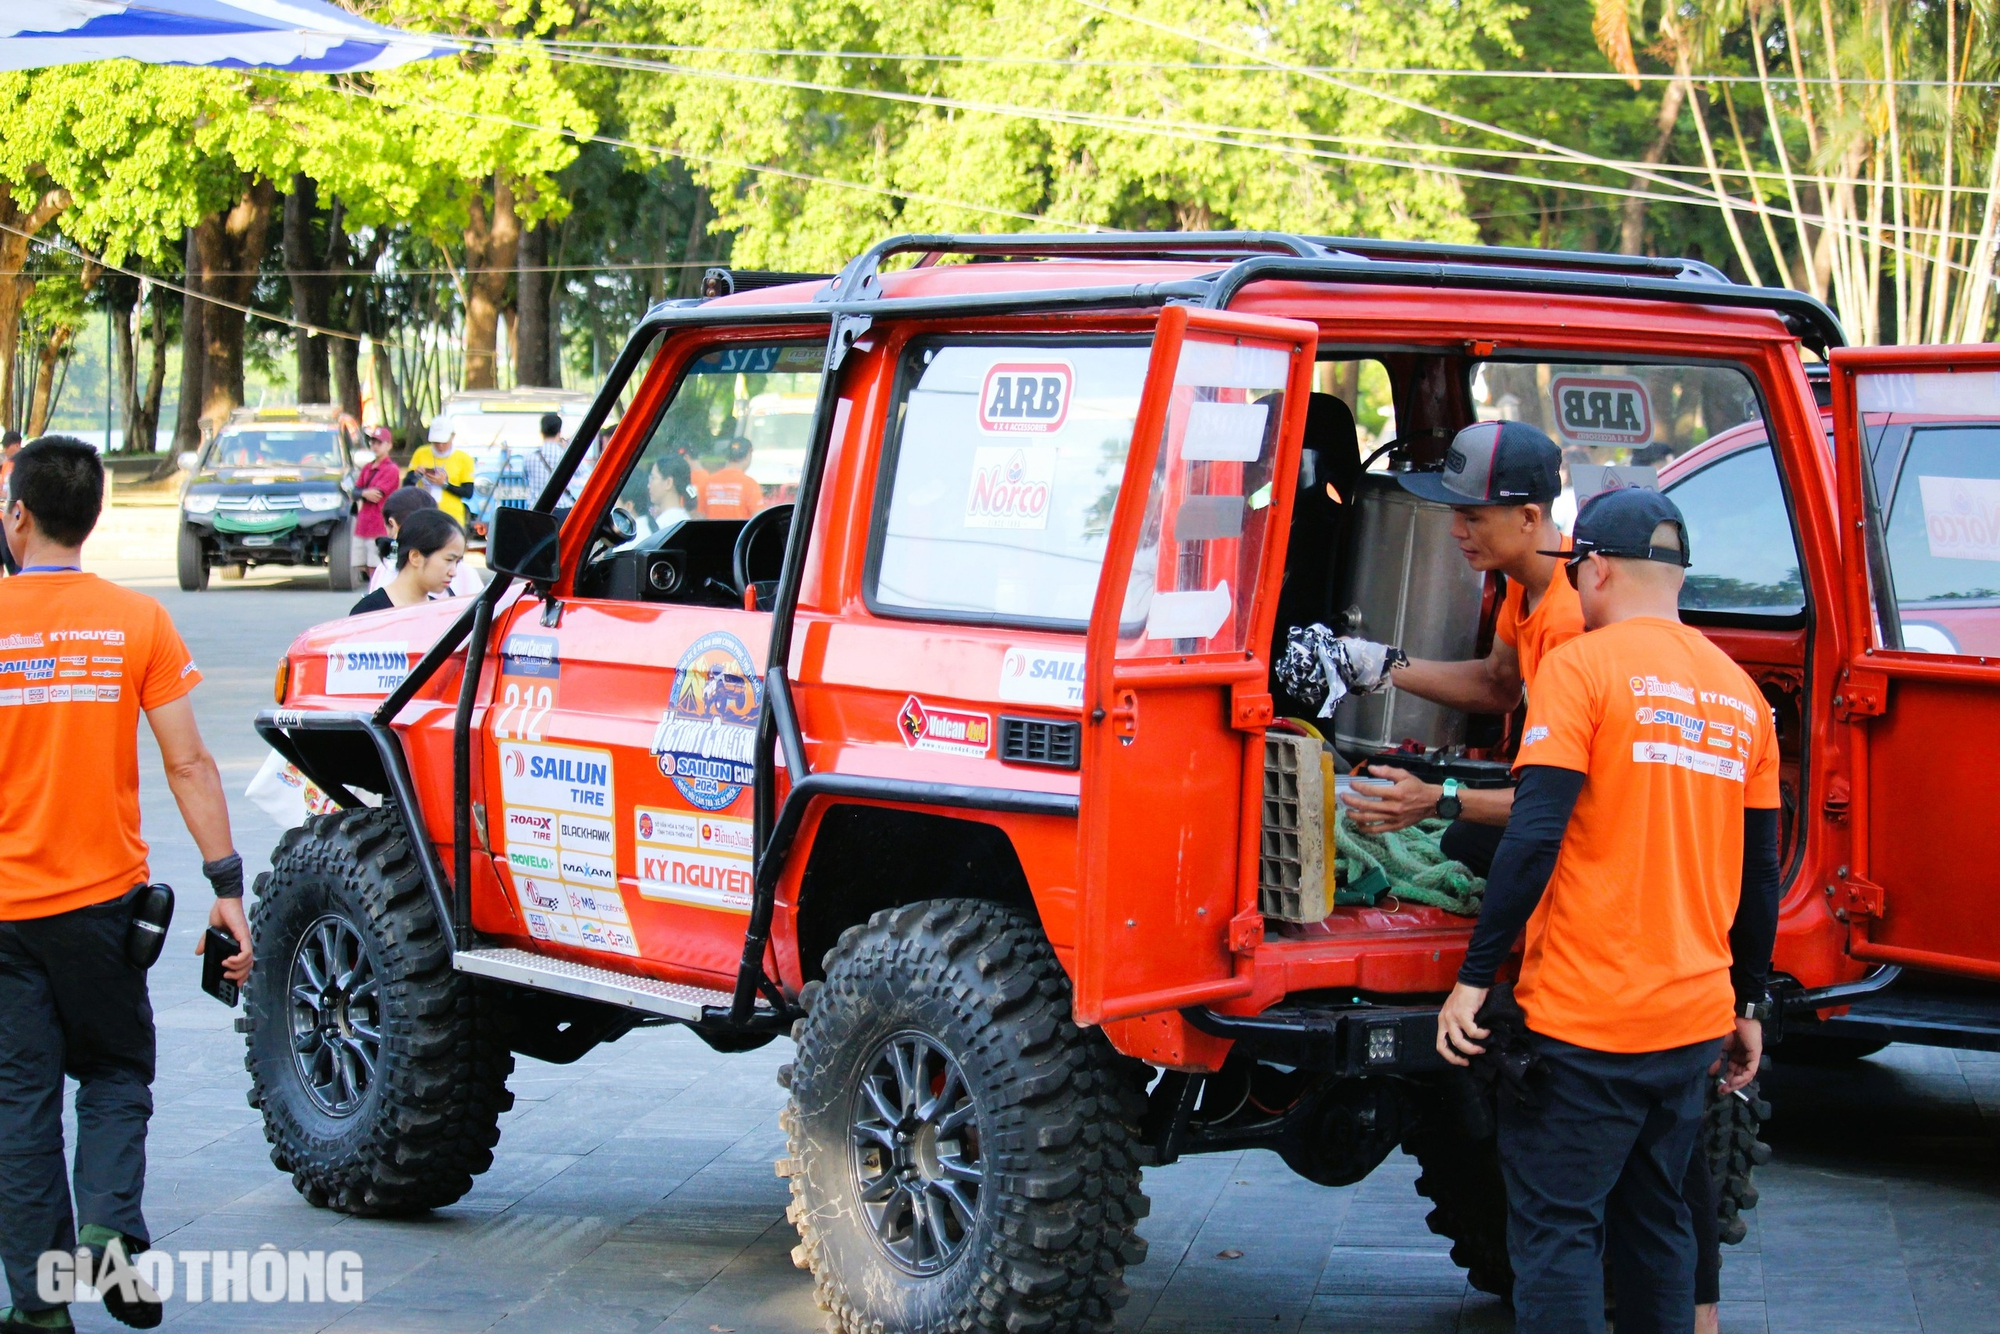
[
  {"x1": 0, "y1": 890, "x2": 155, "y2": 1314},
  {"x1": 1498, "y1": 1032, "x2": 1722, "y2": 1334}
]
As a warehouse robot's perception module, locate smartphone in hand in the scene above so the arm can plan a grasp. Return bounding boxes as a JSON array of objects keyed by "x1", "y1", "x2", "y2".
[{"x1": 202, "y1": 925, "x2": 242, "y2": 1006}]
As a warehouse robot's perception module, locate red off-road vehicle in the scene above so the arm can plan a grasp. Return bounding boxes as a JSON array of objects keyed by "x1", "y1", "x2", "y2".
[{"x1": 247, "y1": 233, "x2": 2000, "y2": 1331}]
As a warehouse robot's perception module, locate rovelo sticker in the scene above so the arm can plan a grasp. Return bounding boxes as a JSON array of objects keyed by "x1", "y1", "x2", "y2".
[
  {"x1": 1550, "y1": 375, "x2": 1653, "y2": 446},
  {"x1": 979, "y1": 361, "x2": 1072, "y2": 433},
  {"x1": 999, "y1": 645, "x2": 1086, "y2": 706},
  {"x1": 651, "y1": 631, "x2": 761, "y2": 812},
  {"x1": 898, "y1": 696, "x2": 992, "y2": 758},
  {"x1": 964, "y1": 446, "x2": 1055, "y2": 530}
]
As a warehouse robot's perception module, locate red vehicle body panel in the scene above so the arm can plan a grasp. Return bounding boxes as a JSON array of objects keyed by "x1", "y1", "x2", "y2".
[{"x1": 277, "y1": 258, "x2": 1995, "y2": 1070}]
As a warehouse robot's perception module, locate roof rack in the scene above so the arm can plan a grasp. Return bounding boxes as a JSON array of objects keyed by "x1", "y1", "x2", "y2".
[
  {"x1": 702, "y1": 266, "x2": 836, "y2": 298},
  {"x1": 1308, "y1": 235, "x2": 1730, "y2": 284}
]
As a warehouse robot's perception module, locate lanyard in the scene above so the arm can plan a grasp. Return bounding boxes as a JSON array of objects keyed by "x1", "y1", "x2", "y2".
[{"x1": 19, "y1": 565, "x2": 79, "y2": 573}]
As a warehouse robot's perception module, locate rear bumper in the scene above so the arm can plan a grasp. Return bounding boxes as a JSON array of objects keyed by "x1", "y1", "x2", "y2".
[{"x1": 1184, "y1": 1002, "x2": 1450, "y2": 1076}]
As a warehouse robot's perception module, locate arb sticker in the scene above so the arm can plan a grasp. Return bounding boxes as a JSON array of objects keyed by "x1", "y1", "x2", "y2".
[
  {"x1": 979, "y1": 362, "x2": 1072, "y2": 433},
  {"x1": 1550, "y1": 375, "x2": 1653, "y2": 446},
  {"x1": 965, "y1": 446, "x2": 1055, "y2": 530},
  {"x1": 898, "y1": 696, "x2": 992, "y2": 757},
  {"x1": 652, "y1": 631, "x2": 761, "y2": 812}
]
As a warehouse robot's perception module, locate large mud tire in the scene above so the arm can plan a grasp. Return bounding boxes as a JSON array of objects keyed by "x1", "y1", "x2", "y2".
[
  {"x1": 781, "y1": 900, "x2": 1150, "y2": 1334},
  {"x1": 1404, "y1": 1117, "x2": 1513, "y2": 1300},
  {"x1": 244, "y1": 808, "x2": 514, "y2": 1216},
  {"x1": 326, "y1": 519, "x2": 359, "y2": 592},
  {"x1": 1704, "y1": 1077, "x2": 1771, "y2": 1246}
]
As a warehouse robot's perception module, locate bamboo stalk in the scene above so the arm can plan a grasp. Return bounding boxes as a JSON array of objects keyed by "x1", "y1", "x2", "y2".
[
  {"x1": 1926, "y1": 0, "x2": 1959, "y2": 344},
  {"x1": 1753, "y1": 9, "x2": 1825, "y2": 299},
  {"x1": 1685, "y1": 70, "x2": 1767, "y2": 285},
  {"x1": 1879, "y1": 1, "x2": 1909, "y2": 342},
  {"x1": 1724, "y1": 83, "x2": 1795, "y2": 289}
]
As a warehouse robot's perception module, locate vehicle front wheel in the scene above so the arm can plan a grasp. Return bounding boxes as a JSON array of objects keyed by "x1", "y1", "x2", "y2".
[
  {"x1": 326, "y1": 519, "x2": 358, "y2": 592},
  {"x1": 243, "y1": 807, "x2": 514, "y2": 1215},
  {"x1": 781, "y1": 900, "x2": 1150, "y2": 1334},
  {"x1": 176, "y1": 526, "x2": 208, "y2": 591}
]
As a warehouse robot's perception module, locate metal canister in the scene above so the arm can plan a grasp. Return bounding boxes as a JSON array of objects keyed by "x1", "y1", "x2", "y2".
[{"x1": 1331, "y1": 472, "x2": 1486, "y2": 755}]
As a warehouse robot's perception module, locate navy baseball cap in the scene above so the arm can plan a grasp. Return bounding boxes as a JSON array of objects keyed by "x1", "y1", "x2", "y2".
[
  {"x1": 1397, "y1": 420, "x2": 1561, "y2": 508},
  {"x1": 1544, "y1": 485, "x2": 1692, "y2": 567}
]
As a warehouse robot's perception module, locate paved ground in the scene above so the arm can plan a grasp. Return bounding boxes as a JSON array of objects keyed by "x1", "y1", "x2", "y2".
[{"x1": 30, "y1": 515, "x2": 2000, "y2": 1332}]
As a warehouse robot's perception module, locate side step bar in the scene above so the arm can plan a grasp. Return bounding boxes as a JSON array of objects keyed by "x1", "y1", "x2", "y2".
[{"x1": 454, "y1": 947, "x2": 734, "y2": 1023}]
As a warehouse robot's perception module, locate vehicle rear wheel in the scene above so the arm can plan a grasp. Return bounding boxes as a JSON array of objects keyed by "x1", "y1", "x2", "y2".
[
  {"x1": 175, "y1": 526, "x2": 208, "y2": 591},
  {"x1": 326, "y1": 519, "x2": 358, "y2": 592},
  {"x1": 781, "y1": 900, "x2": 1150, "y2": 1334},
  {"x1": 243, "y1": 807, "x2": 513, "y2": 1215},
  {"x1": 1403, "y1": 1111, "x2": 1513, "y2": 1299}
]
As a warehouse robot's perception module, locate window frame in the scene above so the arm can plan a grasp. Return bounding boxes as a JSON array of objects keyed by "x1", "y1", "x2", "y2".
[
  {"x1": 861, "y1": 332, "x2": 1156, "y2": 635},
  {"x1": 1660, "y1": 437, "x2": 1811, "y2": 630},
  {"x1": 1876, "y1": 417, "x2": 2000, "y2": 611}
]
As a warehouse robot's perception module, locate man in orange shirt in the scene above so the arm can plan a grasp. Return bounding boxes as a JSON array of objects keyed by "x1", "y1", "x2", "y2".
[
  {"x1": 1435, "y1": 488, "x2": 1782, "y2": 1334},
  {"x1": 0, "y1": 438, "x2": 253, "y2": 1333},
  {"x1": 1282, "y1": 420, "x2": 1577, "y2": 872},
  {"x1": 693, "y1": 435, "x2": 763, "y2": 519}
]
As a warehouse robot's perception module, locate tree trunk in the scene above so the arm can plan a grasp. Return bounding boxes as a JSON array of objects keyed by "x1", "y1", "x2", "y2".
[
  {"x1": 27, "y1": 326, "x2": 72, "y2": 436},
  {"x1": 196, "y1": 178, "x2": 277, "y2": 429},
  {"x1": 545, "y1": 219, "x2": 565, "y2": 387},
  {"x1": 462, "y1": 173, "x2": 520, "y2": 390},
  {"x1": 134, "y1": 292, "x2": 167, "y2": 455},
  {"x1": 674, "y1": 188, "x2": 711, "y2": 299},
  {"x1": 1619, "y1": 78, "x2": 1688, "y2": 255},
  {"x1": 111, "y1": 296, "x2": 136, "y2": 452},
  {"x1": 173, "y1": 224, "x2": 207, "y2": 456},
  {"x1": 0, "y1": 183, "x2": 70, "y2": 431},
  {"x1": 283, "y1": 173, "x2": 332, "y2": 404},
  {"x1": 514, "y1": 221, "x2": 554, "y2": 387}
]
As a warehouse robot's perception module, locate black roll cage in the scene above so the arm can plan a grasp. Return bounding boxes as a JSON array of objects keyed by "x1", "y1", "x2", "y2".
[{"x1": 275, "y1": 230, "x2": 1842, "y2": 1036}]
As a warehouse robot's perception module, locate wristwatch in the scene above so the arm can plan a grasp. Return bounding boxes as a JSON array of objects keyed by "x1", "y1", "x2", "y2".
[
  {"x1": 1435, "y1": 778, "x2": 1462, "y2": 821},
  {"x1": 1738, "y1": 996, "x2": 1773, "y2": 1022}
]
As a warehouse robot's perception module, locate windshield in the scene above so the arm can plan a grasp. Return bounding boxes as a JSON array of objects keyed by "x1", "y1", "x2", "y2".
[
  {"x1": 450, "y1": 413, "x2": 576, "y2": 464},
  {"x1": 204, "y1": 428, "x2": 342, "y2": 472}
]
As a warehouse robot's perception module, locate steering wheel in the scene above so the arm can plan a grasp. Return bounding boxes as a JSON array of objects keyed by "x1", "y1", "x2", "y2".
[{"x1": 732, "y1": 504, "x2": 794, "y2": 605}]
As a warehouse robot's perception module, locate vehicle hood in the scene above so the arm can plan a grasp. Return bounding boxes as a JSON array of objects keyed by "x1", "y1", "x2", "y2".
[{"x1": 287, "y1": 595, "x2": 479, "y2": 703}]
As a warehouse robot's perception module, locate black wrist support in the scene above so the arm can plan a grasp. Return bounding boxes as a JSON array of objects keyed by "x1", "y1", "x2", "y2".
[{"x1": 203, "y1": 852, "x2": 245, "y2": 899}]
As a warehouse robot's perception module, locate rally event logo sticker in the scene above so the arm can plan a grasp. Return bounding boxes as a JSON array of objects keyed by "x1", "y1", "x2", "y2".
[
  {"x1": 1550, "y1": 375, "x2": 1653, "y2": 446},
  {"x1": 898, "y1": 696, "x2": 992, "y2": 758},
  {"x1": 651, "y1": 631, "x2": 762, "y2": 812},
  {"x1": 979, "y1": 361, "x2": 1072, "y2": 434}
]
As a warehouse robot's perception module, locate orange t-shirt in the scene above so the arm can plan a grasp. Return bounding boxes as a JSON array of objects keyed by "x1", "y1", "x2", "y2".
[
  {"x1": 0, "y1": 572, "x2": 202, "y2": 919},
  {"x1": 1494, "y1": 541, "x2": 1583, "y2": 692},
  {"x1": 1509, "y1": 617, "x2": 1780, "y2": 1053},
  {"x1": 695, "y1": 465, "x2": 763, "y2": 519}
]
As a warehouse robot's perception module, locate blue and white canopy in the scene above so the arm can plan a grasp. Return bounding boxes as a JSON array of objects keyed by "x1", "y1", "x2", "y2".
[{"x1": 1, "y1": 0, "x2": 449, "y2": 72}]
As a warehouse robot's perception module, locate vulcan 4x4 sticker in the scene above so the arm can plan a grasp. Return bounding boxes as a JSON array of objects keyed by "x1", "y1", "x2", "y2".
[
  {"x1": 652, "y1": 631, "x2": 761, "y2": 812},
  {"x1": 898, "y1": 696, "x2": 992, "y2": 757}
]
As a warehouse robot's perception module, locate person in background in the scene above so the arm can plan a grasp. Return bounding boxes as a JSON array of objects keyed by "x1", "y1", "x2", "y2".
[
  {"x1": 694, "y1": 435, "x2": 762, "y2": 519},
  {"x1": 408, "y1": 420, "x2": 474, "y2": 526},
  {"x1": 1436, "y1": 488, "x2": 1781, "y2": 1334},
  {"x1": 352, "y1": 427, "x2": 401, "y2": 571},
  {"x1": 0, "y1": 431, "x2": 21, "y2": 492},
  {"x1": 0, "y1": 438, "x2": 252, "y2": 1334},
  {"x1": 520, "y1": 413, "x2": 570, "y2": 507},
  {"x1": 366, "y1": 489, "x2": 482, "y2": 599},
  {"x1": 349, "y1": 510, "x2": 468, "y2": 617}
]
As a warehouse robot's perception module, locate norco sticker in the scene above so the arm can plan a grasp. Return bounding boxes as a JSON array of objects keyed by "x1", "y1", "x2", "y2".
[
  {"x1": 1916, "y1": 475, "x2": 2000, "y2": 563},
  {"x1": 652, "y1": 632, "x2": 761, "y2": 812},
  {"x1": 1551, "y1": 376, "x2": 1653, "y2": 446},
  {"x1": 898, "y1": 696, "x2": 992, "y2": 758},
  {"x1": 964, "y1": 446, "x2": 1055, "y2": 530},
  {"x1": 500, "y1": 633, "x2": 561, "y2": 679},
  {"x1": 979, "y1": 362, "x2": 1072, "y2": 434},
  {"x1": 325, "y1": 641, "x2": 410, "y2": 695},
  {"x1": 999, "y1": 646, "x2": 1086, "y2": 706},
  {"x1": 498, "y1": 741, "x2": 614, "y2": 813}
]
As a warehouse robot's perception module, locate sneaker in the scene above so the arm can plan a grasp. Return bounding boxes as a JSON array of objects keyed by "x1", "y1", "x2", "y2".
[
  {"x1": 76, "y1": 1229, "x2": 162, "y2": 1331},
  {"x1": 0, "y1": 1307, "x2": 73, "y2": 1333}
]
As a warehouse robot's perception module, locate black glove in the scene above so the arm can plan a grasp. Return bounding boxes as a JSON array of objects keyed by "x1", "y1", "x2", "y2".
[
  {"x1": 203, "y1": 852, "x2": 245, "y2": 900},
  {"x1": 1468, "y1": 983, "x2": 1543, "y2": 1109}
]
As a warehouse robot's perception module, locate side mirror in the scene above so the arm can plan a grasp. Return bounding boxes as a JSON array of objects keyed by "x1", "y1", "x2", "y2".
[
  {"x1": 177, "y1": 450, "x2": 199, "y2": 472},
  {"x1": 486, "y1": 505, "x2": 563, "y2": 584}
]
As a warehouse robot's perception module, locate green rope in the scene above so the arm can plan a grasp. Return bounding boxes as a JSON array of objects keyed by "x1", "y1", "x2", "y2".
[{"x1": 1333, "y1": 812, "x2": 1485, "y2": 916}]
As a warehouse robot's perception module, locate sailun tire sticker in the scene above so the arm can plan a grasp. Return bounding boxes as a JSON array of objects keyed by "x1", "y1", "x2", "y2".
[{"x1": 652, "y1": 631, "x2": 762, "y2": 812}]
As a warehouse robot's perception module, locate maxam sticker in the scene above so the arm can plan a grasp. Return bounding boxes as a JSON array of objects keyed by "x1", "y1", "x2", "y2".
[
  {"x1": 653, "y1": 632, "x2": 761, "y2": 812},
  {"x1": 324, "y1": 641, "x2": 411, "y2": 695},
  {"x1": 898, "y1": 696, "x2": 992, "y2": 757},
  {"x1": 557, "y1": 849, "x2": 618, "y2": 891},
  {"x1": 1550, "y1": 375, "x2": 1654, "y2": 447},
  {"x1": 979, "y1": 361, "x2": 1072, "y2": 434},
  {"x1": 964, "y1": 446, "x2": 1055, "y2": 530},
  {"x1": 999, "y1": 646, "x2": 1086, "y2": 706}
]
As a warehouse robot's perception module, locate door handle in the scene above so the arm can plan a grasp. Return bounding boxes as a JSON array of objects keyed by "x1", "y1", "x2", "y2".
[{"x1": 1110, "y1": 689, "x2": 1139, "y2": 744}]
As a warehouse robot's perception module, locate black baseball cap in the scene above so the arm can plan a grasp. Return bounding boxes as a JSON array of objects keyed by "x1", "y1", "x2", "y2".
[
  {"x1": 1396, "y1": 420, "x2": 1562, "y2": 507},
  {"x1": 1543, "y1": 485, "x2": 1691, "y2": 567}
]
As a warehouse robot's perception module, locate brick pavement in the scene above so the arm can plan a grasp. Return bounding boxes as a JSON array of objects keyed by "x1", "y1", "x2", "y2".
[{"x1": 26, "y1": 554, "x2": 2000, "y2": 1333}]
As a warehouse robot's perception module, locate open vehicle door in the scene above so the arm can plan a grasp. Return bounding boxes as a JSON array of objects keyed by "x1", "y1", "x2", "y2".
[
  {"x1": 1073, "y1": 305, "x2": 1318, "y2": 1025},
  {"x1": 1831, "y1": 344, "x2": 2000, "y2": 981}
]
